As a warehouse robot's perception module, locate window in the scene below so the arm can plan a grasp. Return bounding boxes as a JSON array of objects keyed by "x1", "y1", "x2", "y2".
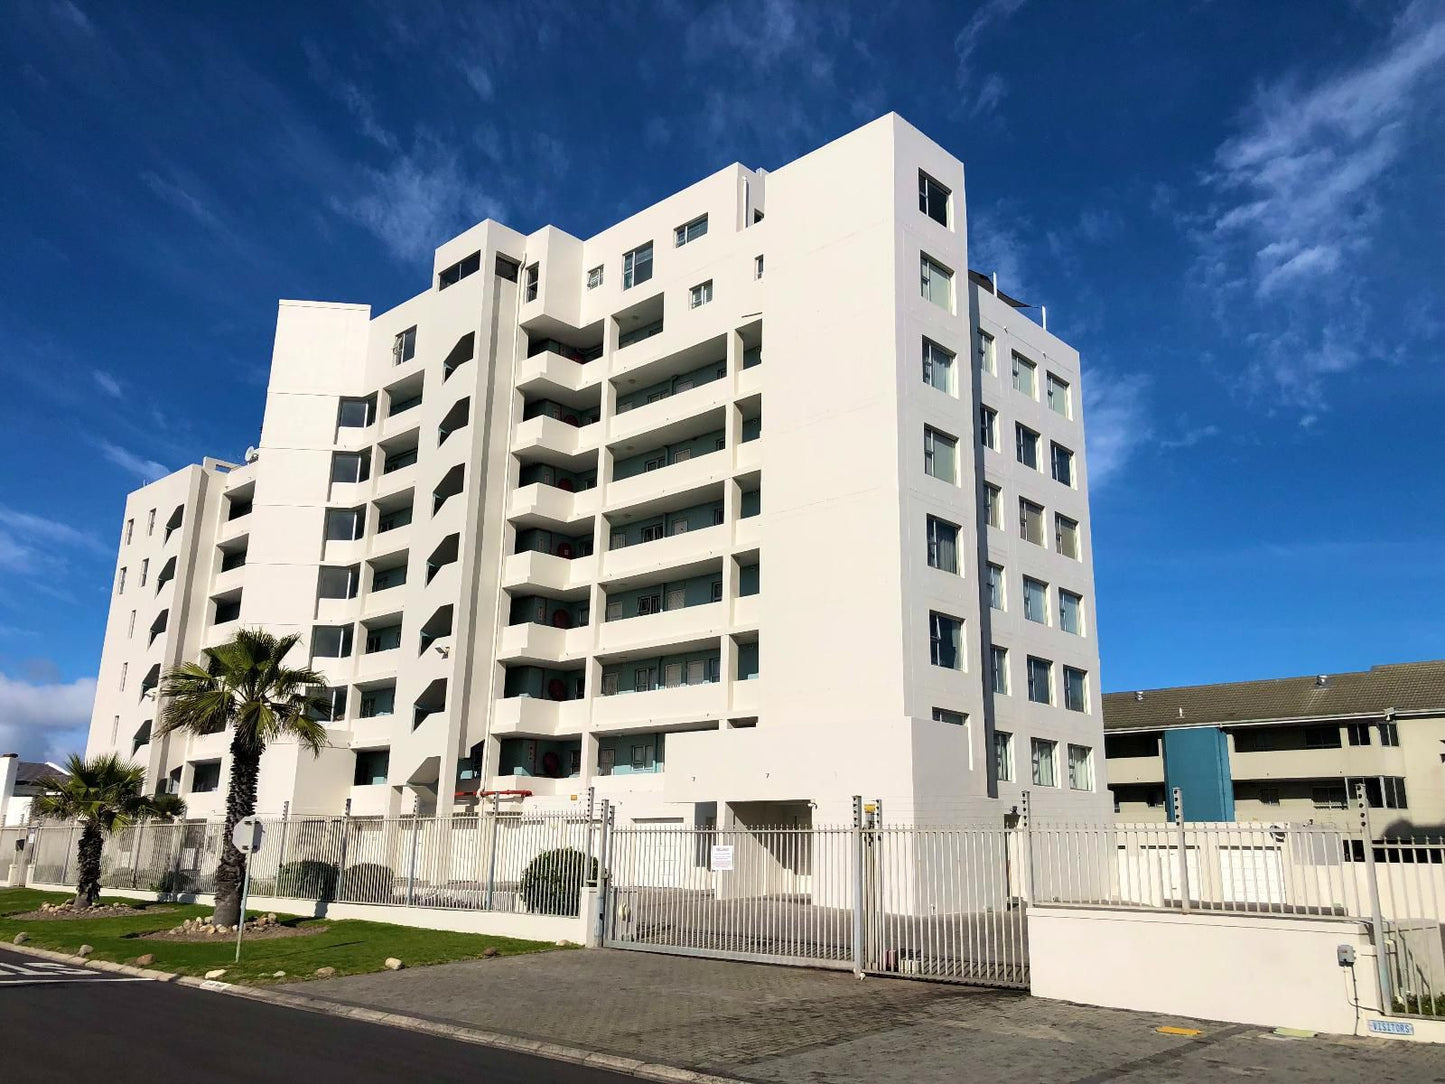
[
  {"x1": 353, "y1": 748, "x2": 390, "y2": 786},
  {"x1": 124, "y1": 518, "x2": 134, "y2": 544},
  {"x1": 586, "y1": 265, "x2": 604, "y2": 289},
  {"x1": 1031, "y1": 739, "x2": 1058, "y2": 787},
  {"x1": 139, "y1": 558, "x2": 149, "y2": 587},
  {"x1": 922, "y1": 337, "x2": 955, "y2": 394},
  {"x1": 392, "y1": 326, "x2": 417, "y2": 365},
  {"x1": 1259, "y1": 786, "x2": 1281, "y2": 806},
  {"x1": 1020, "y1": 499, "x2": 1045, "y2": 546},
  {"x1": 1347, "y1": 723, "x2": 1371, "y2": 747},
  {"x1": 1015, "y1": 424, "x2": 1040, "y2": 470},
  {"x1": 640, "y1": 523, "x2": 663, "y2": 543},
  {"x1": 929, "y1": 612, "x2": 963, "y2": 670},
  {"x1": 331, "y1": 452, "x2": 370, "y2": 484},
  {"x1": 920, "y1": 254, "x2": 953, "y2": 311},
  {"x1": 1051, "y1": 443, "x2": 1075, "y2": 487},
  {"x1": 119, "y1": 662, "x2": 127, "y2": 690},
  {"x1": 1379, "y1": 722, "x2": 1399, "y2": 746},
  {"x1": 602, "y1": 672, "x2": 620, "y2": 695},
  {"x1": 1055, "y1": 514, "x2": 1079, "y2": 558},
  {"x1": 918, "y1": 170, "x2": 950, "y2": 226},
  {"x1": 214, "y1": 595, "x2": 241, "y2": 624},
  {"x1": 317, "y1": 566, "x2": 358, "y2": 600},
  {"x1": 1059, "y1": 590, "x2": 1083, "y2": 635},
  {"x1": 1063, "y1": 667, "x2": 1089, "y2": 712},
  {"x1": 324, "y1": 508, "x2": 364, "y2": 542},
  {"x1": 995, "y1": 731, "x2": 1014, "y2": 781},
  {"x1": 523, "y1": 263, "x2": 539, "y2": 302},
  {"x1": 979, "y1": 406, "x2": 998, "y2": 450},
  {"x1": 990, "y1": 645, "x2": 1009, "y2": 694},
  {"x1": 932, "y1": 708, "x2": 966, "y2": 727},
  {"x1": 924, "y1": 426, "x2": 958, "y2": 483},
  {"x1": 359, "y1": 687, "x2": 395, "y2": 718},
  {"x1": 754, "y1": 254, "x2": 764, "y2": 279},
  {"x1": 1023, "y1": 577, "x2": 1048, "y2": 624},
  {"x1": 689, "y1": 280, "x2": 713, "y2": 308},
  {"x1": 1027, "y1": 656, "x2": 1053, "y2": 704},
  {"x1": 364, "y1": 623, "x2": 402, "y2": 653},
  {"x1": 437, "y1": 250, "x2": 480, "y2": 290},
  {"x1": 977, "y1": 331, "x2": 996, "y2": 375},
  {"x1": 338, "y1": 397, "x2": 375, "y2": 428},
  {"x1": 377, "y1": 504, "x2": 412, "y2": 533},
  {"x1": 313, "y1": 687, "x2": 347, "y2": 722},
  {"x1": 711, "y1": 580, "x2": 724, "y2": 603},
  {"x1": 1068, "y1": 744, "x2": 1094, "y2": 791},
  {"x1": 926, "y1": 516, "x2": 959, "y2": 574},
  {"x1": 622, "y1": 242, "x2": 653, "y2": 289},
  {"x1": 312, "y1": 625, "x2": 354, "y2": 658},
  {"x1": 984, "y1": 483, "x2": 1002, "y2": 528},
  {"x1": 1312, "y1": 784, "x2": 1348, "y2": 810},
  {"x1": 147, "y1": 509, "x2": 156, "y2": 535},
  {"x1": 1047, "y1": 373, "x2": 1071, "y2": 417},
  {"x1": 987, "y1": 564, "x2": 1005, "y2": 610},
  {"x1": 372, "y1": 564, "x2": 406, "y2": 591},
  {"x1": 1304, "y1": 725, "x2": 1341, "y2": 749},
  {"x1": 128, "y1": 609, "x2": 136, "y2": 637},
  {"x1": 1012, "y1": 354, "x2": 1037, "y2": 398},
  {"x1": 637, "y1": 593, "x2": 662, "y2": 617},
  {"x1": 675, "y1": 214, "x2": 708, "y2": 246},
  {"x1": 190, "y1": 761, "x2": 222, "y2": 794}
]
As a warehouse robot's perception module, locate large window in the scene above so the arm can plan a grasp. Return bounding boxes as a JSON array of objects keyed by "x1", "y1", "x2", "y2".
[
  {"x1": 987, "y1": 563, "x2": 1005, "y2": 610},
  {"x1": 1020, "y1": 499, "x2": 1045, "y2": 546},
  {"x1": 312, "y1": 625, "x2": 354, "y2": 658},
  {"x1": 324, "y1": 508, "x2": 364, "y2": 542},
  {"x1": 995, "y1": 730, "x2": 1014, "y2": 781},
  {"x1": 437, "y1": 250, "x2": 480, "y2": 290},
  {"x1": 1023, "y1": 577, "x2": 1049, "y2": 624},
  {"x1": 331, "y1": 452, "x2": 370, "y2": 484},
  {"x1": 1016, "y1": 424, "x2": 1040, "y2": 470},
  {"x1": 977, "y1": 330, "x2": 996, "y2": 375},
  {"x1": 932, "y1": 707, "x2": 966, "y2": 727},
  {"x1": 924, "y1": 426, "x2": 958, "y2": 483},
  {"x1": 926, "y1": 516, "x2": 959, "y2": 573},
  {"x1": 1063, "y1": 666, "x2": 1089, "y2": 712},
  {"x1": 1056, "y1": 514, "x2": 1080, "y2": 558},
  {"x1": 674, "y1": 214, "x2": 708, "y2": 246},
  {"x1": 929, "y1": 612, "x2": 963, "y2": 670},
  {"x1": 1031, "y1": 738, "x2": 1057, "y2": 787},
  {"x1": 918, "y1": 170, "x2": 950, "y2": 226},
  {"x1": 338, "y1": 396, "x2": 376, "y2": 428},
  {"x1": 920, "y1": 254, "x2": 953, "y2": 311},
  {"x1": 1051, "y1": 443, "x2": 1075, "y2": 487},
  {"x1": 392, "y1": 326, "x2": 416, "y2": 365},
  {"x1": 1027, "y1": 656, "x2": 1053, "y2": 704},
  {"x1": 353, "y1": 748, "x2": 391, "y2": 786},
  {"x1": 922, "y1": 337, "x2": 955, "y2": 394},
  {"x1": 1068, "y1": 744, "x2": 1093, "y2": 791},
  {"x1": 990, "y1": 645, "x2": 1009, "y2": 694},
  {"x1": 622, "y1": 242, "x2": 654, "y2": 289},
  {"x1": 1047, "y1": 373, "x2": 1071, "y2": 417},
  {"x1": 1012, "y1": 353, "x2": 1036, "y2": 398},
  {"x1": 1059, "y1": 589, "x2": 1083, "y2": 635},
  {"x1": 190, "y1": 761, "x2": 222, "y2": 794},
  {"x1": 979, "y1": 406, "x2": 998, "y2": 450},
  {"x1": 523, "y1": 263, "x2": 539, "y2": 302},
  {"x1": 984, "y1": 483, "x2": 1002, "y2": 528}
]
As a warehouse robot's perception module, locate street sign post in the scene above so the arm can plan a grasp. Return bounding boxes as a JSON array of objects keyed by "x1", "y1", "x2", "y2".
[{"x1": 231, "y1": 817, "x2": 264, "y2": 963}]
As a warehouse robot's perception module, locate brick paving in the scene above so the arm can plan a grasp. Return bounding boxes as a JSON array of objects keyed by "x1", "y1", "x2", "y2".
[{"x1": 299, "y1": 949, "x2": 1445, "y2": 1082}]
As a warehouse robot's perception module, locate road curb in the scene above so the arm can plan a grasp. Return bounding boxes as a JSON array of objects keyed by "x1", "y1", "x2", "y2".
[{"x1": 3, "y1": 943, "x2": 739, "y2": 1082}]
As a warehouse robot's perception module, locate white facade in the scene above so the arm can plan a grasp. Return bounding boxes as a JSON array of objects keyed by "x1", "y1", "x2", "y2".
[{"x1": 85, "y1": 114, "x2": 1108, "y2": 827}]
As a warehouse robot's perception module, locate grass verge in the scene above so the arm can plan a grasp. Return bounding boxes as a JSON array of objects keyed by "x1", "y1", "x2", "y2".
[{"x1": 0, "y1": 887, "x2": 560, "y2": 985}]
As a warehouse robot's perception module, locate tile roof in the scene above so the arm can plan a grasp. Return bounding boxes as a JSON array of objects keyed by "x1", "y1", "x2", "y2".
[
  {"x1": 14, "y1": 760, "x2": 69, "y2": 787},
  {"x1": 1102, "y1": 660, "x2": 1445, "y2": 732}
]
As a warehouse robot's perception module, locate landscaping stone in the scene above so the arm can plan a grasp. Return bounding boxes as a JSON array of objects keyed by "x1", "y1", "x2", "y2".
[
  {"x1": 204, "y1": 968, "x2": 227, "y2": 980},
  {"x1": 273, "y1": 971, "x2": 286, "y2": 978},
  {"x1": 77, "y1": 944, "x2": 93, "y2": 957},
  {"x1": 483, "y1": 947, "x2": 499, "y2": 958},
  {"x1": 13, "y1": 932, "x2": 28, "y2": 944},
  {"x1": 135, "y1": 953, "x2": 155, "y2": 966},
  {"x1": 384, "y1": 957, "x2": 403, "y2": 971},
  {"x1": 315, "y1": 966, "x2": 336, "y2": 978}
]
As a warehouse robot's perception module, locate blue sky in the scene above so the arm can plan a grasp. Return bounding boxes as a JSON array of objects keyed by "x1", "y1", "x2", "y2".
[{"x1": 2, "y1": 1, "x2": 1443, "y2": 760}]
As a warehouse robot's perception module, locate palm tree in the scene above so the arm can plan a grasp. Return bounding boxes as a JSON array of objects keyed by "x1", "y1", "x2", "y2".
[
  {"x1": 33, "y1": 753, "x2": 161, "y2": 907},
  {"x1": 158, "y1": 629, "x2": 328, "y2": 926}
]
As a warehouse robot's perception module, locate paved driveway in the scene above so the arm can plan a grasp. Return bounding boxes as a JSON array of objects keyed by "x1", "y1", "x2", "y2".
[{"x1": 299, "y1": 948, "x2": 1444, "y2": 1083}]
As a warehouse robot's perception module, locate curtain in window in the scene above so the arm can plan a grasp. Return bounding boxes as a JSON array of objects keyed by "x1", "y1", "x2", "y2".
[
  {"x1": 936, "y1": 524, "x2": 956, "y2": 572},
  {"x1": 1032, "y1": 740, "x2": 1055, "y2": 787}
]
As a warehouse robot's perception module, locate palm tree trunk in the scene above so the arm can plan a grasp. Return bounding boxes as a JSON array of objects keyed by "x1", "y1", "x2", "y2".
[
  {"x1": 213, "y1": 734, "x2": 261, "y2": 926},
  {"x1": 75, "y1": 823, "x2": 103, "y2": 907}
]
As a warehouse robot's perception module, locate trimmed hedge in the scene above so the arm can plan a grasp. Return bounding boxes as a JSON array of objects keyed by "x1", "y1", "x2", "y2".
[
  {"x1": 338, "y1": 862, "x2": 396, "y2": 901},
  {"x1": 274, "y1": 859, "x2": 338, "y2": 902},
  {"x1": 519, "y1": 847, "x2": 596, "y2": 916}
]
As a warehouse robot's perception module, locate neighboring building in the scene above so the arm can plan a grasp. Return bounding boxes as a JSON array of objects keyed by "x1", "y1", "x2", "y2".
[
  {"x1": 1103, "y1": 660, "x2": 1445, "y2": 835},
  {"x1": 0, "y1": 754, "x2": 70, "y2": 827},
  {"x1": 83, "y1": 114, "x2": 1107, "y2": 828}
]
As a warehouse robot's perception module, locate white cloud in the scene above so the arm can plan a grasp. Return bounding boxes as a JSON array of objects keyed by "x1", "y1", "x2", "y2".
[
  {"x1": 953, "y1": 0, "x2": 1026, "y2": 116},
  {"x1": 0, "y1": 673, "x2": 95, "y2": 762},
  {"x1": 98, "y1": 439, "x2": 169, "y2": 482},
  {"x1": 141, "y1": 169, "x2": 225, "y2": 233},
  {"x1": 968, "y1": 200, "x2": 1032, "y2": 303},
  {"x1": 1083, "y1": 369, "x2": 1152, "y2": 489},
  {"x1": 0, "y1": 507, "x2": 105, "y2": 577},
  {"x1": 53, "y1": 0, "x2": 93, "y2": 35},
  {"x1": 92, "y1": 369, "x2": 122, "y2": 398}
]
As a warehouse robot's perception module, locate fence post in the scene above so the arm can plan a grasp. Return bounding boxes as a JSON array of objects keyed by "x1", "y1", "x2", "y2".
[
  {"x1": 851, "y1": 795, "x2": 865, "y2": 977},
  {"x1": 405, "y1": 815, "x2": 421, "y2": 907},
  {"x1": 1355, "y1": 782, "x2": 1393, "y2": 1015},
  {"x1": 61, "y1": 822, "x2": 78, "y2": 886},
  {"x1": 130, "y1": 821, "x2": 145, "y2": 889},
  {"x1": 1172, "y1": 787, "x2": 1190, "y2": 912},
  {"x1": 1019, "y1": 790, "x2": 1034, "y2": 905},
  {"x1": 484, "y1": 793, "x2": 501, "y2": 911},
  {"x1": 595, "y1": 799, "x2": 612, "y2": 946},
  {"x1": 276, "y1": 801, "x2": 290, "y2": 879},
  {"x1": 585, "y1": 786, "x2": 596, "y2": 878}
]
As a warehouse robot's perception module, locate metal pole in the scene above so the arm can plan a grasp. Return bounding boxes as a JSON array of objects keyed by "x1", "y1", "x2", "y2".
[
  {"x1": 851, "y1": 795, "x2": 865, "y2": 977},
  {"x1": 406, "y1": 815, "x2": 421, "y2": 907},
  {"x1": 131, "y1": 821, "x2": 144, "y2": 889},
  {"x1": 1171, "y1": 787, "x2": 1190, "y2": 912},
  {"x1": 276, "y1": 801, "x2": 291, "y2": 878},
  {"x1": 595, "y1": 799, "x2": 612, "y2": 946},
  {"x1": 585, "y1": 786, "x2": 596, "y2": 880},
  {"x1": 485, "y1": 793, "x2": 500, "y2": 910},
  {"x1": 1356, "y1": 782, "x2": 1393, "y2": 1015},
  {"x1": 1019, "y1": 790, "x2": 1034, "y2": 905},
  {"x1": 235, "y1": 854, "x2": 253, "y2": 963}
]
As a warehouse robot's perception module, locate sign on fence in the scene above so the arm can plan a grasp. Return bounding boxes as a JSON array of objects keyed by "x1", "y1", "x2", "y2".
[{"x1": 710, "y1": 844, "x2": 734, "y2": 871}]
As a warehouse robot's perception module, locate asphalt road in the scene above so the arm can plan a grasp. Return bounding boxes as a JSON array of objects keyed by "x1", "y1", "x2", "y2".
[{"x1": 0, "y1": 946, "x2": 630, "y2": 1084}]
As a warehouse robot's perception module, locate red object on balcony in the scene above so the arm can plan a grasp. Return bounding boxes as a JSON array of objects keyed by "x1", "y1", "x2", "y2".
[
  {"x1": 555, "y1": 542, "x2": 573, "y2": 559},
  {"x1": 547, "y1": 678, "x2": 567, "y2": 700},
  {"x1": 557, "y1": 478, "x2": 575, "y2": 492},
  {"x1": 563, "y1": 414, "x2": 579, "y2": 426},
  {"x1": 551, "y1": 609, "x2": 572, "y2": 629}
]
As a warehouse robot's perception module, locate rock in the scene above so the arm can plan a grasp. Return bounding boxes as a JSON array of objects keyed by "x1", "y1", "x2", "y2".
[
  {"x1": 13, "y1": 933, "x2": 28, "y2": 944},
  {"x1": 483, "y1": 947, "x2": 499, "y2": 958},
  {"x1": 202, "y1": 924, "x2": 216, "y2": 934},
  {"x1": 273, "y1": 970, "x2": 286, "y2": 978},
  {"x1": 77, "y1": 945, "x2": 93, "y2": 958},
  {"x1": 204, "y1": 968, "x2": 227, "y2": 980},
  {"x1": 555, "y1": 939, "x2": 570, "y2": 947},
  {"x1": 384, "y1": 957, "x2": 403, "y2": 971},
  {"x1": 314, "y1": 966, "x2": 336, "y2": 978},
  {"x1": 266, "y1": 913, "x2": 277, "y2": 923},
  {"x1": 135, "y1": 953, "x2": 155, "y2": 966}
]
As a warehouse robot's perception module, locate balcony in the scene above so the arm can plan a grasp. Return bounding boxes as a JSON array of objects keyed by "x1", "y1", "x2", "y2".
[
  {"x1": 512, "y1": 415, "x2": 599, "y2": 462},
  {"x1": 611, "y1": 380, "x2": 730, "y2": 447},
  {"x1": 604, "y1": 523, "x2": 727, "y2": 581},
  {"x1": 736, "y1": 364, "x2": 761, "y2": 399},
  {"x1": 491, "y1": 696, "x2": 589, "y2": 738},
  {"x1": 598, "y1": 601, "x2": 726, "y2": 655},
  {"x1": 508, "y1": 482, "x2": 600, "y2": 530},
  {"x1": 502, "y1": 549, "x2": 597, "y2": 595},
  {"x1": 607, "y1": 451, "x2": 729, "y2": 512},
  {"x1": 592, "y1": 682, "x2": 725, "y2": 731},
  {"x1": 497, "y1": 621, "x2": 589, "y2": 664},
  {"x1": 732, "y1": 593, "x2": 760, "y2": 629},
  {"x1": 735, "y1": 515, "x2": 761, "y2": 550},
  {"x1": 516, "y1": 348, "x2": 599, "y2": 399},
  {"x1": 1105, "y1": 755, "x2": 1165, "y2": 786},
  {"x1": 731, "y1": 676, "x2": 761, "y2": 715},
  {"x1": 735, "y1": 438, "x2": 762, "y2": 474}
]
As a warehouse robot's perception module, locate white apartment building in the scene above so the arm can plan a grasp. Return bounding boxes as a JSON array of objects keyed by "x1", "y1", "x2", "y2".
[{"x1": 84, "y1": 114, "x2": 1109, "y2": 829}]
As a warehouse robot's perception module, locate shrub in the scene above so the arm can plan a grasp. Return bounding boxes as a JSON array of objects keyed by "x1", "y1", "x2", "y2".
[
  {"x1": 274, "y1": 859, "x2": 338, "y2": 902},
  {"x1": 151, "y1": 870, "x2": 193, "y2": 898},
  {"x1": 519, "y1": 847, "x2": 596, "y2": 916},
  {"x1": 338, "y1": 862, "x2": 395, "y2": 901}
]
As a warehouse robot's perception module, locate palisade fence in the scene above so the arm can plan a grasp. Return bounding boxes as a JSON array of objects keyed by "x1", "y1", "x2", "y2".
[{"x1": 20, "y1": 811, "x2": 599, "y2": 917}]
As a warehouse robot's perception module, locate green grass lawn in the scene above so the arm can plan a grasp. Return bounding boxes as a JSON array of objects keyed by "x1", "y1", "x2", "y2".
[{"x1": 0, "y1": 887, "x2": 560, "y2": 985}]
